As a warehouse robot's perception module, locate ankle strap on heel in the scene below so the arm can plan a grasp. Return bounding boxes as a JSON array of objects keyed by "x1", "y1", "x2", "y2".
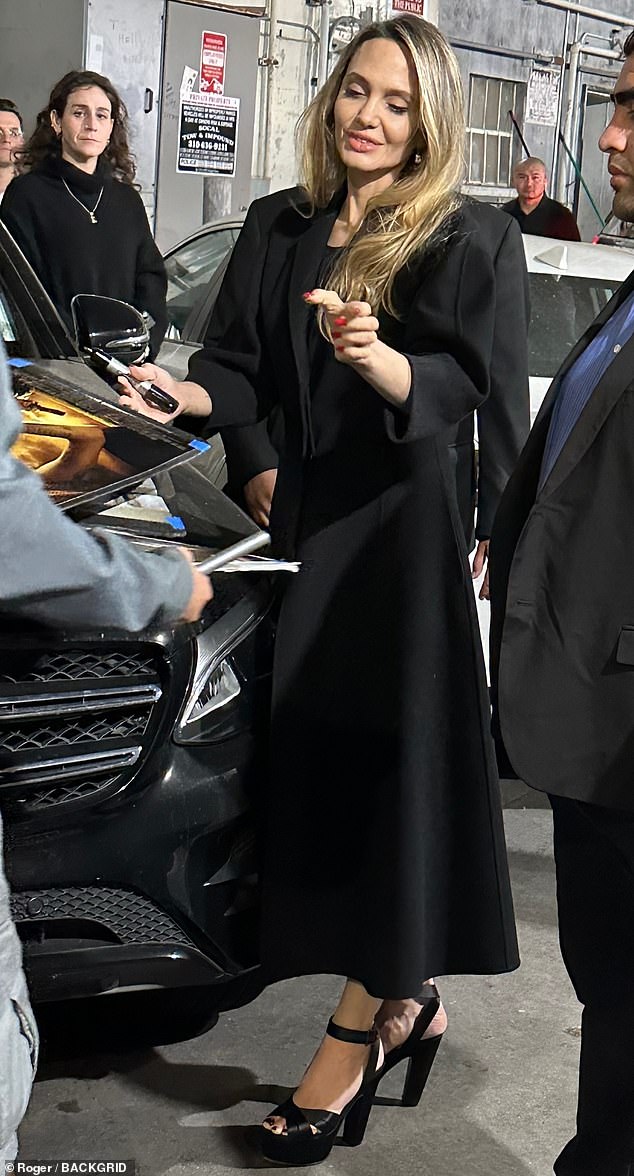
[{"x1": 326, "y1": 1018, "x2": 378, "y2": 1045}]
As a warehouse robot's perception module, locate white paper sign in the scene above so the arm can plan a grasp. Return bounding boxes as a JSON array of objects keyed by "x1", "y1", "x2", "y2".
[
  {"x1": 526, "y1": 67, "x2": 560, "y2": 126},
  {"x1": 180, "y1": 66, "x2": 199, "y2": 95},
  {"x1": 177, "y1": 92, "x2": 240, "y2": 176}
]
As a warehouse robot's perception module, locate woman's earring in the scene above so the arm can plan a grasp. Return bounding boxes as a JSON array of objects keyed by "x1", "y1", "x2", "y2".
[{"x1": 413, "y1": 151, "x2": 422, "y2": 166}]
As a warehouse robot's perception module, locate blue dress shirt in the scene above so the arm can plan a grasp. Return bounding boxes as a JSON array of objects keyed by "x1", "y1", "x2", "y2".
[{"x1": 539, "y1": 290, "x2": 634, "y2": 489}]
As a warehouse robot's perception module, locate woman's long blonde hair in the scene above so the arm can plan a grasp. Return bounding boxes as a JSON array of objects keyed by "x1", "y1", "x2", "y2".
[{"x1": 296, "y1": 15, "x2": 465, "y2": 317}]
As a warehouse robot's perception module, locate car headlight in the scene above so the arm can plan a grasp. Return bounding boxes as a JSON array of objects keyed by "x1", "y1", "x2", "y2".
[{"x1": 174, "y1": 581, "x2": 271, "y2": 744}]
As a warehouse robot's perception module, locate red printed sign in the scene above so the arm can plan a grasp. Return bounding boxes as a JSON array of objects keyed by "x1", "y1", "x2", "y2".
[
  {"x1": 391, "y1": 0, "x2": 426, "y2": 13},
  {"x1": 200, "y1": 31, "x2": 227, "y2": 95}
]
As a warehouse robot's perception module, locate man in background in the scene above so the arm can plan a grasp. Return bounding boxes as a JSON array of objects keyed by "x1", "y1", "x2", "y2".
[
  {"x1": 503, "y1": 156, "x2": 581, "y2": 241},
  {"x1": 0, "y1": 99, "x2": 23, "y2": 203}
]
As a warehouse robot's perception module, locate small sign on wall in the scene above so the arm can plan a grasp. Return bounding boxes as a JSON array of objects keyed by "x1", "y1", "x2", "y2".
[
  {"x1": 526, "y1": 67, "x2": 560, "y2": 126},
  {"x1": 391, "y1": 0, "x2": 426, "y2": 14},
  {"x1": 200, "y1": 31, "x2": 227, "y2": 95},
  {"x1": 177, "y1": 91, "x2": 240, "y2": 176}
]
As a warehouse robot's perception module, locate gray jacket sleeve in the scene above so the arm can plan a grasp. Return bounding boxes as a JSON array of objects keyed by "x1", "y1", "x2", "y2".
[{"x1": 0, "y1": 347, "x2": 193, "y2": 631}]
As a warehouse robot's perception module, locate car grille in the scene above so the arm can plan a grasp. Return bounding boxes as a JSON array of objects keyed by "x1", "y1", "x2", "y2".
[
  {"x1": 0, "y1": 644, "x2": 165, "y2": 816},
  {"x1": 11, "y1": 885, "x2": 194, "y2": 947}
]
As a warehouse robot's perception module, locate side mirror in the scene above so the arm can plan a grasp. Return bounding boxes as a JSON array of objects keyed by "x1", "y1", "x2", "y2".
[{"x1": 71, "y1": 294, "x2": 151, "y2": 366}]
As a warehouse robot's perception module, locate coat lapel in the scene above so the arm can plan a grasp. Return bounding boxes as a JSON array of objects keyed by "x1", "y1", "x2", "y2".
[
  {"x1": 287, "y1": 205, "x2": 340, "y2": 381},
  {"x1": 286, "y1": 202, "x2": 341, "y2": 455},
  {"x1": 535, "y1": 272, "x2": 634, "y2": 499},
  {"x1": 539, "y1": 329, "x2": 634, "y2": 499}
]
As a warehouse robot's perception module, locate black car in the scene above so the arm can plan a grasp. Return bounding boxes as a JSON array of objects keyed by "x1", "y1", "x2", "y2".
[{"x1": 0, "y1": 222, "x2": 275, "y2": 1038}]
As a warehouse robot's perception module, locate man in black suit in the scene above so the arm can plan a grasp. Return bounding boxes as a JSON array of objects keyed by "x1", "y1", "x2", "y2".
[{"x1": 490, "y1": 33, "x2": 634, "y2": 1176}]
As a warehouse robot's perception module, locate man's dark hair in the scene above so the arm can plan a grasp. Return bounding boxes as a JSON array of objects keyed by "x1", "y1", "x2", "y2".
[
  {"x1": 623, "y1": 30, "x2": 634, "y2": 58},
  {"x1": 0, "y1": 98, "x2": 22, "y2": 129}
]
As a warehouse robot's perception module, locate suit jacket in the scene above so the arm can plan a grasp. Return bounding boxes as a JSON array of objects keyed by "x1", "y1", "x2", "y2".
[
  {"x1": 213, "y1": 195, "x2": 530, "y2": 544},
  {"x1": 490, "y1": 268, "x2": 634, "y2": 809}
]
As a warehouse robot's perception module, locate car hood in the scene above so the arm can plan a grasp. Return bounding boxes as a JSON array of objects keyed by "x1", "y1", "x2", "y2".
[{"x1": 523, "y1": 234, "x2": 634, "y2": 281}]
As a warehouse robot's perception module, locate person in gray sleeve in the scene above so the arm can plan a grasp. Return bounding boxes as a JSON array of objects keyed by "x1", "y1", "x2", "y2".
[{"x1": 0, "y1": 339, "x2": 212, "y2": 1165}]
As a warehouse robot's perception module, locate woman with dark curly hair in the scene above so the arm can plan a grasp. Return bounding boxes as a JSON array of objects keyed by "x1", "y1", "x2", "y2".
[{"x1": 0, "y1": 71, "x2": 167, "y2": 358}]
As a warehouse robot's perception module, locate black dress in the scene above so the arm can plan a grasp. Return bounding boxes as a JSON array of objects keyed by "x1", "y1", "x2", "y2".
[
  {"x1": 189, "y1": 190, "x2": 524, "y2": 998},
  {"x1": 259, "y1": 246, "x2": 517, "y2": 997}
]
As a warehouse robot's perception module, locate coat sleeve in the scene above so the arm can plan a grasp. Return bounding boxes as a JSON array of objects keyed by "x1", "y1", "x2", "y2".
[
  {"x1": 221, "y1": 419, "x2": 280, "y2": 495},
  {"x1": 0, "y1": 348, "x2": 193, "y2": 632},
  {"x1": 473, "y1": 218, "x2": 530, "y2": 539},
  {"x1": 384, "y1": 215, "x2": 528, "y2": 448},
  {"x1": 131, "y1": 192, "x2": 168, "y2": 361},
  {"x1": 186, "y1": 199, "x2": 276, "y2": 430}
]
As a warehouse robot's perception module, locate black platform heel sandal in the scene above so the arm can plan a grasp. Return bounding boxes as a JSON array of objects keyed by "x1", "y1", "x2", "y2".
[
  {"x1": 376, "y1": 981, "x2": 445, "y2": 1108},
  {"x1": 259, "y1": 1018, "x2": 382, "y2": 1166}
]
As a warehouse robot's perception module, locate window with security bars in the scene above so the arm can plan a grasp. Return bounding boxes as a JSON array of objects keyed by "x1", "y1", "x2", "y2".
[{"x1": 467, "y1": 75, "x2": 526, "y2": 188}]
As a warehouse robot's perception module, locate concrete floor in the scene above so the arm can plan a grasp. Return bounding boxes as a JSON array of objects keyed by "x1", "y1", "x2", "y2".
[{"x1": 16, "y1": 806, "x2": 583, "y2": 1176}]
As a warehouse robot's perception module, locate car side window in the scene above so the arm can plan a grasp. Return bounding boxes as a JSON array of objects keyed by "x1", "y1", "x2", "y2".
[
  {"x1": 528, "y1": 274, "x2": 622, "y2": 378},
  {"x1": 165, "y1": 228, "x2": 237, "y2": 335}
]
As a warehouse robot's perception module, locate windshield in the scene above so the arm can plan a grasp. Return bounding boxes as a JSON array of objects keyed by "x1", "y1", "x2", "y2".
[{"x1": 528, "y1": 272, "x2": 622, "y2": 378}]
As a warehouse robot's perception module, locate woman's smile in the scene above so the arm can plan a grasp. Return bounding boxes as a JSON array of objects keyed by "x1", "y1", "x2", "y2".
[{"x1": 345, "y1": 132, "x2": 381, "y2": 153}]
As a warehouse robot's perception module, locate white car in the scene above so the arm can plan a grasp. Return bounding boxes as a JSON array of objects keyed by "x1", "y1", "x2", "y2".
[
  {"x1": 523, "y1": 233, "x2": 634, "y2": 423},
  {"x1": 162, "y1": 222, "x2": 634, "y2": 421}
]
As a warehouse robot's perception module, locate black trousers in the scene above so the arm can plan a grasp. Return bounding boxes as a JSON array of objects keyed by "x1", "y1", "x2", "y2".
[{"x1": 550, "y1": 794, "x2": 634, "y2": 1176}]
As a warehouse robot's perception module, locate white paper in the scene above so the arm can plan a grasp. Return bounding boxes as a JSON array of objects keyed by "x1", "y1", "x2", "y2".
[
  {"x1": 215, "y1": 555, "x2": 301, "y2": 574},
  {"x1": 87, "y1": 34, "x2": 104, "y2": 73},
  {"x1": 180, "y1": 66, "x2": 199, "y2": 95}
]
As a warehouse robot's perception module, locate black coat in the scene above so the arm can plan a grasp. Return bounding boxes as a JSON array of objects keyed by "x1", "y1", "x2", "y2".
[
  {"x1": 189, "y1": 188, "x2": 524, "y2": 994},
  {"x1": 490, "y1": 269, "x2": 634, "y2": 810},
  {"x1": 0, "y1": 156, "x2": 167, "y2": 358},
  {"x1": 219, "y1": 201, "x2": 530, "y2": 547}
]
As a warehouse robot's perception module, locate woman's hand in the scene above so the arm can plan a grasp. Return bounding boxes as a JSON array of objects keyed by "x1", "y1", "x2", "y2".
[
  {"x1": 303, "y1": 289, "x2": 411, "y2": 407},
  {"x1": 304, "y1": 290, "x2": 380, "y2": 365},
  {"x1": 243, "y1": 468, "x2": 278, "y2": 529},
  {"x1": 471, "y1": 539, "x2": 490, "y2": 601},
  {"x1": 117, "y1": 364, "x2": 212, "y2": 423}
]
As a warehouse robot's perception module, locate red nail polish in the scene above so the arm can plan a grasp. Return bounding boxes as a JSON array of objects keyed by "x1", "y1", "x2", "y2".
[
  {"x1": 302, "y1": 290, "x2": 314, "y2": 299},
  {"x1": 334, "y1": 316, "x2": 347, "y2": 326},
  {"x1": 335, "y1": 345, "x2": 344, "y2": 351},
  {"x1": 333, "y1": 331, "x2": 341, "y2": 339}
]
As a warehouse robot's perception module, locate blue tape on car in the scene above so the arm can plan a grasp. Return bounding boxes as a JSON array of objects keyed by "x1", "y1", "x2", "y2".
[
  {"x1": 188, "y1": 439, "x2": 210, "y2": 452},
  {"x1": 165, "y1": 515, "x2": 186, "y2": 532},
  {"x1": 7, "y1": 358, "x2": 32, "y2": 367}
]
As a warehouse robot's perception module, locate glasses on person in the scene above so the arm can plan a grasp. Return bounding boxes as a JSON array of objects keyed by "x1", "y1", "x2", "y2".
[{"x1": 0, "y1": 128, "x2": 22, "y2": 140}]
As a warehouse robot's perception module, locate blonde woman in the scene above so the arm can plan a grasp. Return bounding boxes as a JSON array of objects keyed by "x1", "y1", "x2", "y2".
[{"x1": 119, "y1": 16, "x2": 526, "y2": 1166}]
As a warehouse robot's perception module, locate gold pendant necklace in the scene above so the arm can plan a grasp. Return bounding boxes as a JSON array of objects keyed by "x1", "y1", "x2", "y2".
[{"x1": 61, "y1": 177, "x2": 104, "y2": 224}]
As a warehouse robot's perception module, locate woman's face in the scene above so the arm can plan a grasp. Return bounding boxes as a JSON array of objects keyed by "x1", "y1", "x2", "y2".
[
  {"x1": 333, "y1": 38, "x2": 419, "y2": 188},
  {"x1": 52, "y1": 86, "x2": 114, "y2": 171}
]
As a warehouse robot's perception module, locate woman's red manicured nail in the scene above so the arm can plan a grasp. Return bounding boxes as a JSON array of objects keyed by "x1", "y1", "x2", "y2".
[
  {"x1": 334, "y1": 316, "x2": 347, "y2": 326},
  {"x1": 333, "y1": 331, "x2": 341, "y2": 339},
  {"x1": 335, "y1": 345, "x2": 344, "y2": 351},
  {"x1": 302, "y1": 290, "x2": 314, "y2": 299}
]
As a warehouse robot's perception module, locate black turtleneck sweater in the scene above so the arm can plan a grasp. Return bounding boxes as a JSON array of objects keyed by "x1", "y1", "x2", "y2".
[{"x1": 0, "y1": 155, "x2": 167, "y2": 358}]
